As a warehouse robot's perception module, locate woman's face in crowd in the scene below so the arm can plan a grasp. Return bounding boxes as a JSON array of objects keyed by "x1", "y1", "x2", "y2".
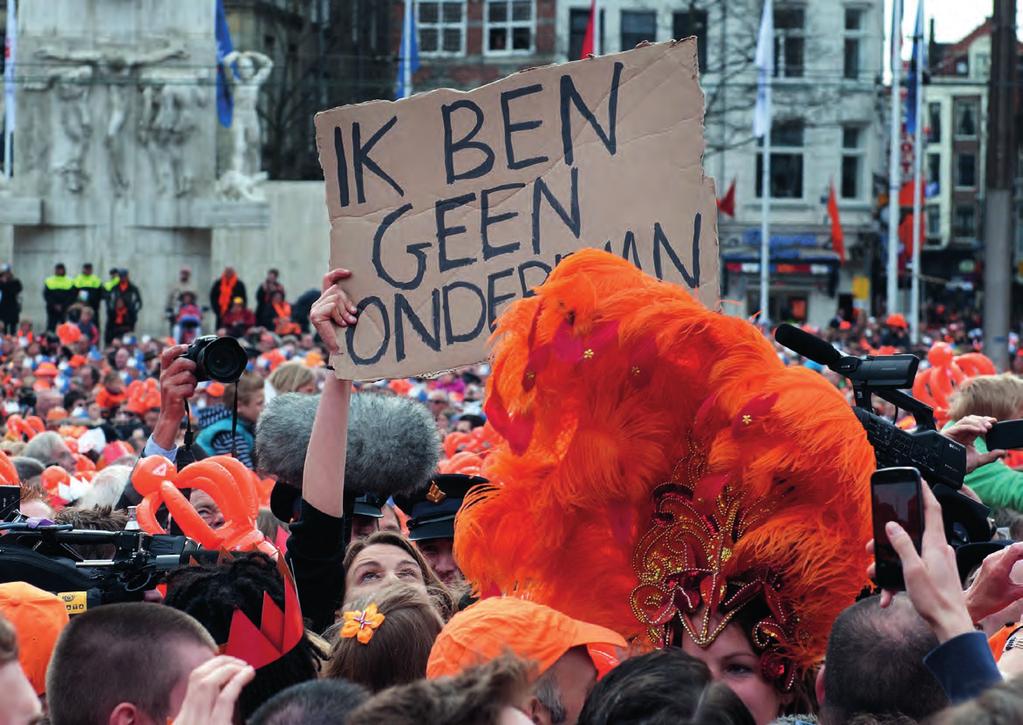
[
  {"x1": 344, "y1": 543, "x2": 427, "y2": 603},
  {"x1": 189, "y1": 489, "x2": 225, "y2": 529},
  {"x1": 680, "y1": 619, "x2": 789, "y2": 725}
]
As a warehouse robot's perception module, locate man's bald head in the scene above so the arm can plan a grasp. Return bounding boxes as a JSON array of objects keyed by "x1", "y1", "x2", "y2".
[{"x1": 820, "y1": 594, "x2": 948, "y2": 724}]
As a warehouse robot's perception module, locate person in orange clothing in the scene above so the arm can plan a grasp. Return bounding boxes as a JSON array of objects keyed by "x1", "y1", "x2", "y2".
[
  {"x1": 210, "y1": 266, "x2": 246, "y2": 331},
  {"x1": 427, "y1": 597, "x2": 625, "y2": 725},
  {"x1": 0, "y1": 613, "x2": 42, "y2": 725},
  {"x1": 95, "y1": 371, "x2": 126, "y2": 412},
  {"x1": 0, "y1": 582, "x2": 70, "y2": 697}
]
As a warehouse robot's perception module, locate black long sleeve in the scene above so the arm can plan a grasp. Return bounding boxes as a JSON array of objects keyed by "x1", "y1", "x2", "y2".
[{"x1": 285, "y1": 498, "x2": 346, "y2": 635}]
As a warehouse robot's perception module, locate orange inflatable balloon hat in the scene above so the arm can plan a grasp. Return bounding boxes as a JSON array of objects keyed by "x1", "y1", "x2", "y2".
[
  {"x1": 912, "y1": 343, "x2": 998, "y2": 426},
  {"x1": 0, "y1": 450, "x2": 17, "y2": 484},
  {"x1": 133, "y1": 455, "x2": 277, "y2": 557}
]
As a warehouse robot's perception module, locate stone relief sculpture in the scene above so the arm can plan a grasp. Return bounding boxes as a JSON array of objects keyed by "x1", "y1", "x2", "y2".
[
  {"x1": 218, "y1": 50, "x2": 273, "y2": 201},
  {"x1": 23, "y1": 64, "x2": 94, "y2": 193},
  {"x1": 139, "y1": 69, "x2": 209, "y2": 197},
  {"x1": 35, "y1": 43, "x2": 185, "y2": 194}
]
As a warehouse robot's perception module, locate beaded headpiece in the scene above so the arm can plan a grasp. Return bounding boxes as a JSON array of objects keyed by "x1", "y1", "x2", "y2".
[{"x1": 455, "y1": 249, "x2": 875, "y2": 685}]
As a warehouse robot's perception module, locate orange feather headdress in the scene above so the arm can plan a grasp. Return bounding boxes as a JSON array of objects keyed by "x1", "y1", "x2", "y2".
[{"x1": 455, "y1": 249, "x2": 875, "y2": 688}]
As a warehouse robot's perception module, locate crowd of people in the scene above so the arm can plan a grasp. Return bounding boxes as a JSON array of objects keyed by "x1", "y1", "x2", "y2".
[{"x1": 0, "y1": 253, "x2": 1021, "y2": 725}]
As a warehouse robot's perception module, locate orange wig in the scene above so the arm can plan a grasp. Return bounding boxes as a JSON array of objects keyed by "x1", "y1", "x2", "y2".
[{"x1": 455, "y1": 250, "x2": 875, "y2": 687}]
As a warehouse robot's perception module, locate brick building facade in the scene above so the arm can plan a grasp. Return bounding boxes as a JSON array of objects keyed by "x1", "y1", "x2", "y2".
[{"x1": 397, "y1": 0, "x2": 559, "y2": 92}]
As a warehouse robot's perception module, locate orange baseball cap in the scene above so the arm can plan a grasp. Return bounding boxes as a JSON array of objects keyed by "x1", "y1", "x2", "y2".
[
  {"x1": 35, "y1": 362, "x2": 58, "y2": 378},
  {"x1": 426, "y1": 597, "x2": 626, "y2": 680},
  {"x1": 0, "y1": 582, "x2": 70, "y2": 694}
]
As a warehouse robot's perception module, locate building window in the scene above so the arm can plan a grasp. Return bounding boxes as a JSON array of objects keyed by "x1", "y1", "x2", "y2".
[
  {"x1": 621, "y1": 10, "x2": 656, "y2": 51},
  {"x1": 673, "y1": 10, "x2": 708, "y2": 70},
  {"x1": 956, "y1": 152, "x2": 977, "y2": 188},
  {"x1": 485, "y1": 0, "x2": 534, "y2": 55},
  {"x1": 843, "y1": 7, "x2": 864, "y2": 79},
  {"x1": 418, "y1": 1, "x2": 467, "y2": 56},
  {"x1": 954, "y1": 99, "x2": 978, "y2": 138},
  {"x1": 927, "y1": 101, "x2": 941, "y2": 142},
  {"x1": 926, "y1": 205, "x2": 941, "y2": 240},
  {"x1": 774, "y1": 6, "x2": 805, "y2": 78},
  {"x1": 569, "y1": 7, "x2": 604, "y2": 59},
  {"x1": 755, "y1": 120, "x2": 804, "y2": 199},
  {"x1": 953, "y1": 204, "x2": 976, "y2": 238},
  {"x1": 840, "y1": 125, "x2": 864, "y2": 199},
  {"x1": 927, "y1": 153, "x2": 941, "y2": 186}
]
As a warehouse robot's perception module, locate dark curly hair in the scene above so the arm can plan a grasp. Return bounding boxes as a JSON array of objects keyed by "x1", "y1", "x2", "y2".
[{"x1": 164, "y1": 552, "x2": 323, "y2": 719}]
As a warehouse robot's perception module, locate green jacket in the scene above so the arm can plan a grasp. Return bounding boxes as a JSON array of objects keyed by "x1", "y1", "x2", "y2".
[{"x1": 947, "y1": 421, "x2": 1023, "y2": 511}]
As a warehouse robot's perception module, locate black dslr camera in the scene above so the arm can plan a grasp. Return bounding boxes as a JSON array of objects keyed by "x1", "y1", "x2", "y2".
[
  {"x1": 775, "y1": 324, "x2": 991, "y2": 546},
  {"x1": 183, "y1": 335, "x2": 247, "y2": 384}
]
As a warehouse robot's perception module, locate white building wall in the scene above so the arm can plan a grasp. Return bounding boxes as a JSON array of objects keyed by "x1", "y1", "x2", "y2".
[{"x1": 555, "y1": 0, "x2": 885, "y2": 327}]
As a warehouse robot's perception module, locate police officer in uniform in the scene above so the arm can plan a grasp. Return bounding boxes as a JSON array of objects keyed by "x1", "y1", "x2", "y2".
[{"x1": 43, "y1": 263, "x2": 75, "y2": 332}]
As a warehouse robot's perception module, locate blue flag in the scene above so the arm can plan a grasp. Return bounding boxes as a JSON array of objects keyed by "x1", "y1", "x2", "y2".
[
  {"x1": 905, "y1": 1, "x2": 926, "y2": 135},
  {"x1": 395, "y1": 1, "x2": 420, "y2": 100},
  {"x1": 215, "y1": 0, "x2": 236, "y2": 127}
]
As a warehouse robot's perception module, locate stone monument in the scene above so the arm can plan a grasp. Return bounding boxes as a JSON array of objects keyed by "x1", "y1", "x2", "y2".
[{"x1": 0, "y1": 0, "x2": 269, "y2": 334}]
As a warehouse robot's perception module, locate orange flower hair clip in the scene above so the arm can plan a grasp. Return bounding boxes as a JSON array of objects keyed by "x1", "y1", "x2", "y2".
[{"x1": 341, "y1": 604, "x2": 385, "y2": 644}]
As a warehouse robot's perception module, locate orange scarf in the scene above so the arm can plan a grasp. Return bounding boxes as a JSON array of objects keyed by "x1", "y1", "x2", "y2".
[
  {"x1": 218, "y1": 274, "x2": 237, "y2": 315},
  {"x1": 273, "y1": 300, "x2": 291, "y2": 320}
]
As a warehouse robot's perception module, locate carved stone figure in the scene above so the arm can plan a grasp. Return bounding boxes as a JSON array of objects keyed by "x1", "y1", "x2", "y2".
[
  {"x1": 35, "y1": 43, "x2": 185, "y2": 194},
  {"x1": 221, "y1": 50, "x2": 273, "y2": 178},
  {"x1": 139, "y1": 69, "x2": 209, "y2": 197},
  {"x1": 22, "y1": 64, "x2": 94, "y2": 193}
]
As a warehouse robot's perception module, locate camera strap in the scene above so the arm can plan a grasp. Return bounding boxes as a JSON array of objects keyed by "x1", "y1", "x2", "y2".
[{"x1": 230, "y1": 384, "x2": 239, "y2": 459}]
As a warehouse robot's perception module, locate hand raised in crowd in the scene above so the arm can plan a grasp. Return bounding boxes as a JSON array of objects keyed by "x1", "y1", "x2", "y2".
[
  {"x1": 943, "y1": 415, "x2": 1007, "y2": 474},
  {"x1": 152, "y1": 344, "x2": 199, "y2": 450},
  {"x1": 172, "y1": 655, "x2": 255, "y2": 725},
  {"x1": 964, "y1": 541, "x2": 1023, "y2": 623},
  {"x1": 869, "y1": 482, "x2": 974, "y2": 643},
  {"x1": 310, "y1": 268, "x2": 358, "y2": 355}
]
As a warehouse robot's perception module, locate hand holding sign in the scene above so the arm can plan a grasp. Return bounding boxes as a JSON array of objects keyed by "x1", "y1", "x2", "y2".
[{"x1": 311, "y1": 268, "x2": 358, "y2": 355}]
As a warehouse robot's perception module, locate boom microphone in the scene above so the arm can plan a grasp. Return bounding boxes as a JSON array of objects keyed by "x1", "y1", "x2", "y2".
[{"x1": 774, "y1": 324, "x2": 842, "y2": 368}]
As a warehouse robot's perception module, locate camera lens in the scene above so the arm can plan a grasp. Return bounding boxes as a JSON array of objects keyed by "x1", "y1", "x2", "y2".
[{"x1": 201, "y1": 337, "x2": 248, "y2": 384}]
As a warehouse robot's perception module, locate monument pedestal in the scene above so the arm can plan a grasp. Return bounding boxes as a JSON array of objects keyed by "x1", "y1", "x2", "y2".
[{"x1": 3, "y1": 0, "x2": 269, "y2": 334}]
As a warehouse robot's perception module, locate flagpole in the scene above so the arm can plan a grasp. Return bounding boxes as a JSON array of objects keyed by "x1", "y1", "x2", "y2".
[
  {"x1": 3, "y1": 0, "x2": 15, "y2": 179},
  {"x1": 403, "y1": 0, "x2": 413, "y2": 98},
  {"x1": 910, "y1": 0, "x2": 924, "y2": 344},
  {"x1": 760, "y1": 81, "x2": 771, "y2": 325},
  {"x1": 887, "y1": 0, "x2": 903, "y2": 317}
]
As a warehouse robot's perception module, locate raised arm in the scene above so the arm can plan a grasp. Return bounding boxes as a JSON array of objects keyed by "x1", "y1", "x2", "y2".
[
  {"x1": 249, "y1": 52, "x2": 274, "y2": 84},
  {"x1": 35, "y1": 46, "x2": 101, "y2": 64},
  {"x1": 221, "y1": 50, "x2": 240, "y2": 79},
  {"x1": 302, "y1": 269, "x2": 359, "y2": 517}
]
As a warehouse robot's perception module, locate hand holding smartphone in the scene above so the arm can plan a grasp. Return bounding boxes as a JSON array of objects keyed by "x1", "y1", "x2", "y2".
[{"x1": 871, "y1": 467, "x2": 925, "y2": 591}]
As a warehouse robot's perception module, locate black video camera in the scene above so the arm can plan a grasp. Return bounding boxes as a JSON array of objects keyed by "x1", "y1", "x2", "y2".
[
  {"x1": 775, "y1": 324, "x2": 990, "y2": 547},
  {"x1": 0, "y1": 518, "x2": 213, "y2": 609},
  {"x1": 183, "y1": 335, "x2": 247, "y2": 384}
]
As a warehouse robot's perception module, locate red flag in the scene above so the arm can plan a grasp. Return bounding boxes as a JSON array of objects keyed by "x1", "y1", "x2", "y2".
[
  {"x1": 827, "y1": 181, "x2": 846, "y2": 264},
  {"x1": 580, "y1": 0, "x2": 596, "y2": 58},
  {"x1": 897, "y1": 180, "x2": 924, "y2": 270},
  {"x1": 716, "y1": 177, "x2": 736, "y2": 218}
]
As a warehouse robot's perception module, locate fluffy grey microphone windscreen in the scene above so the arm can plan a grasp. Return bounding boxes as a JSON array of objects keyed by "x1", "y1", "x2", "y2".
[{"x1": 253, "y1": 391, "x2": 441, "y2": 497}]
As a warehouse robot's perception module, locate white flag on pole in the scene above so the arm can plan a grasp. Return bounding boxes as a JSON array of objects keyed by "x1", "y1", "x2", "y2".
[{"x1": 753, "y1": 0, "x2": 773, "y2": 138}]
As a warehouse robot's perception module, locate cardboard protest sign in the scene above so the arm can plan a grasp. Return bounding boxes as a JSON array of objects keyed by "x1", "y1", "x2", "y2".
[{"x1": 315, "y1": 39, "x2": 719, "y2": 380}]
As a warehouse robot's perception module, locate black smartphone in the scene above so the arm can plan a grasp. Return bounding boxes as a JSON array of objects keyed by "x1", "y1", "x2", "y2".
[
  {"x1": 986, "y1": 419, "x2": 1023, "y2": 451},
  {"x1": 871, "y1": 467, "x2": 924, "y2": 591}
]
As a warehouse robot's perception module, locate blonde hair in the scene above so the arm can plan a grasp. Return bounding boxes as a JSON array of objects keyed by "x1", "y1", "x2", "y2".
[
  {"x1": 947, "y1": 373, "x2": 1023, "y2": 422},
  {"x1": 224, "y1": 372, "x2": 263, "y2": 408},
  {"x1": 267, "y1": 362, "x2": 315, "y2": 395}
]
